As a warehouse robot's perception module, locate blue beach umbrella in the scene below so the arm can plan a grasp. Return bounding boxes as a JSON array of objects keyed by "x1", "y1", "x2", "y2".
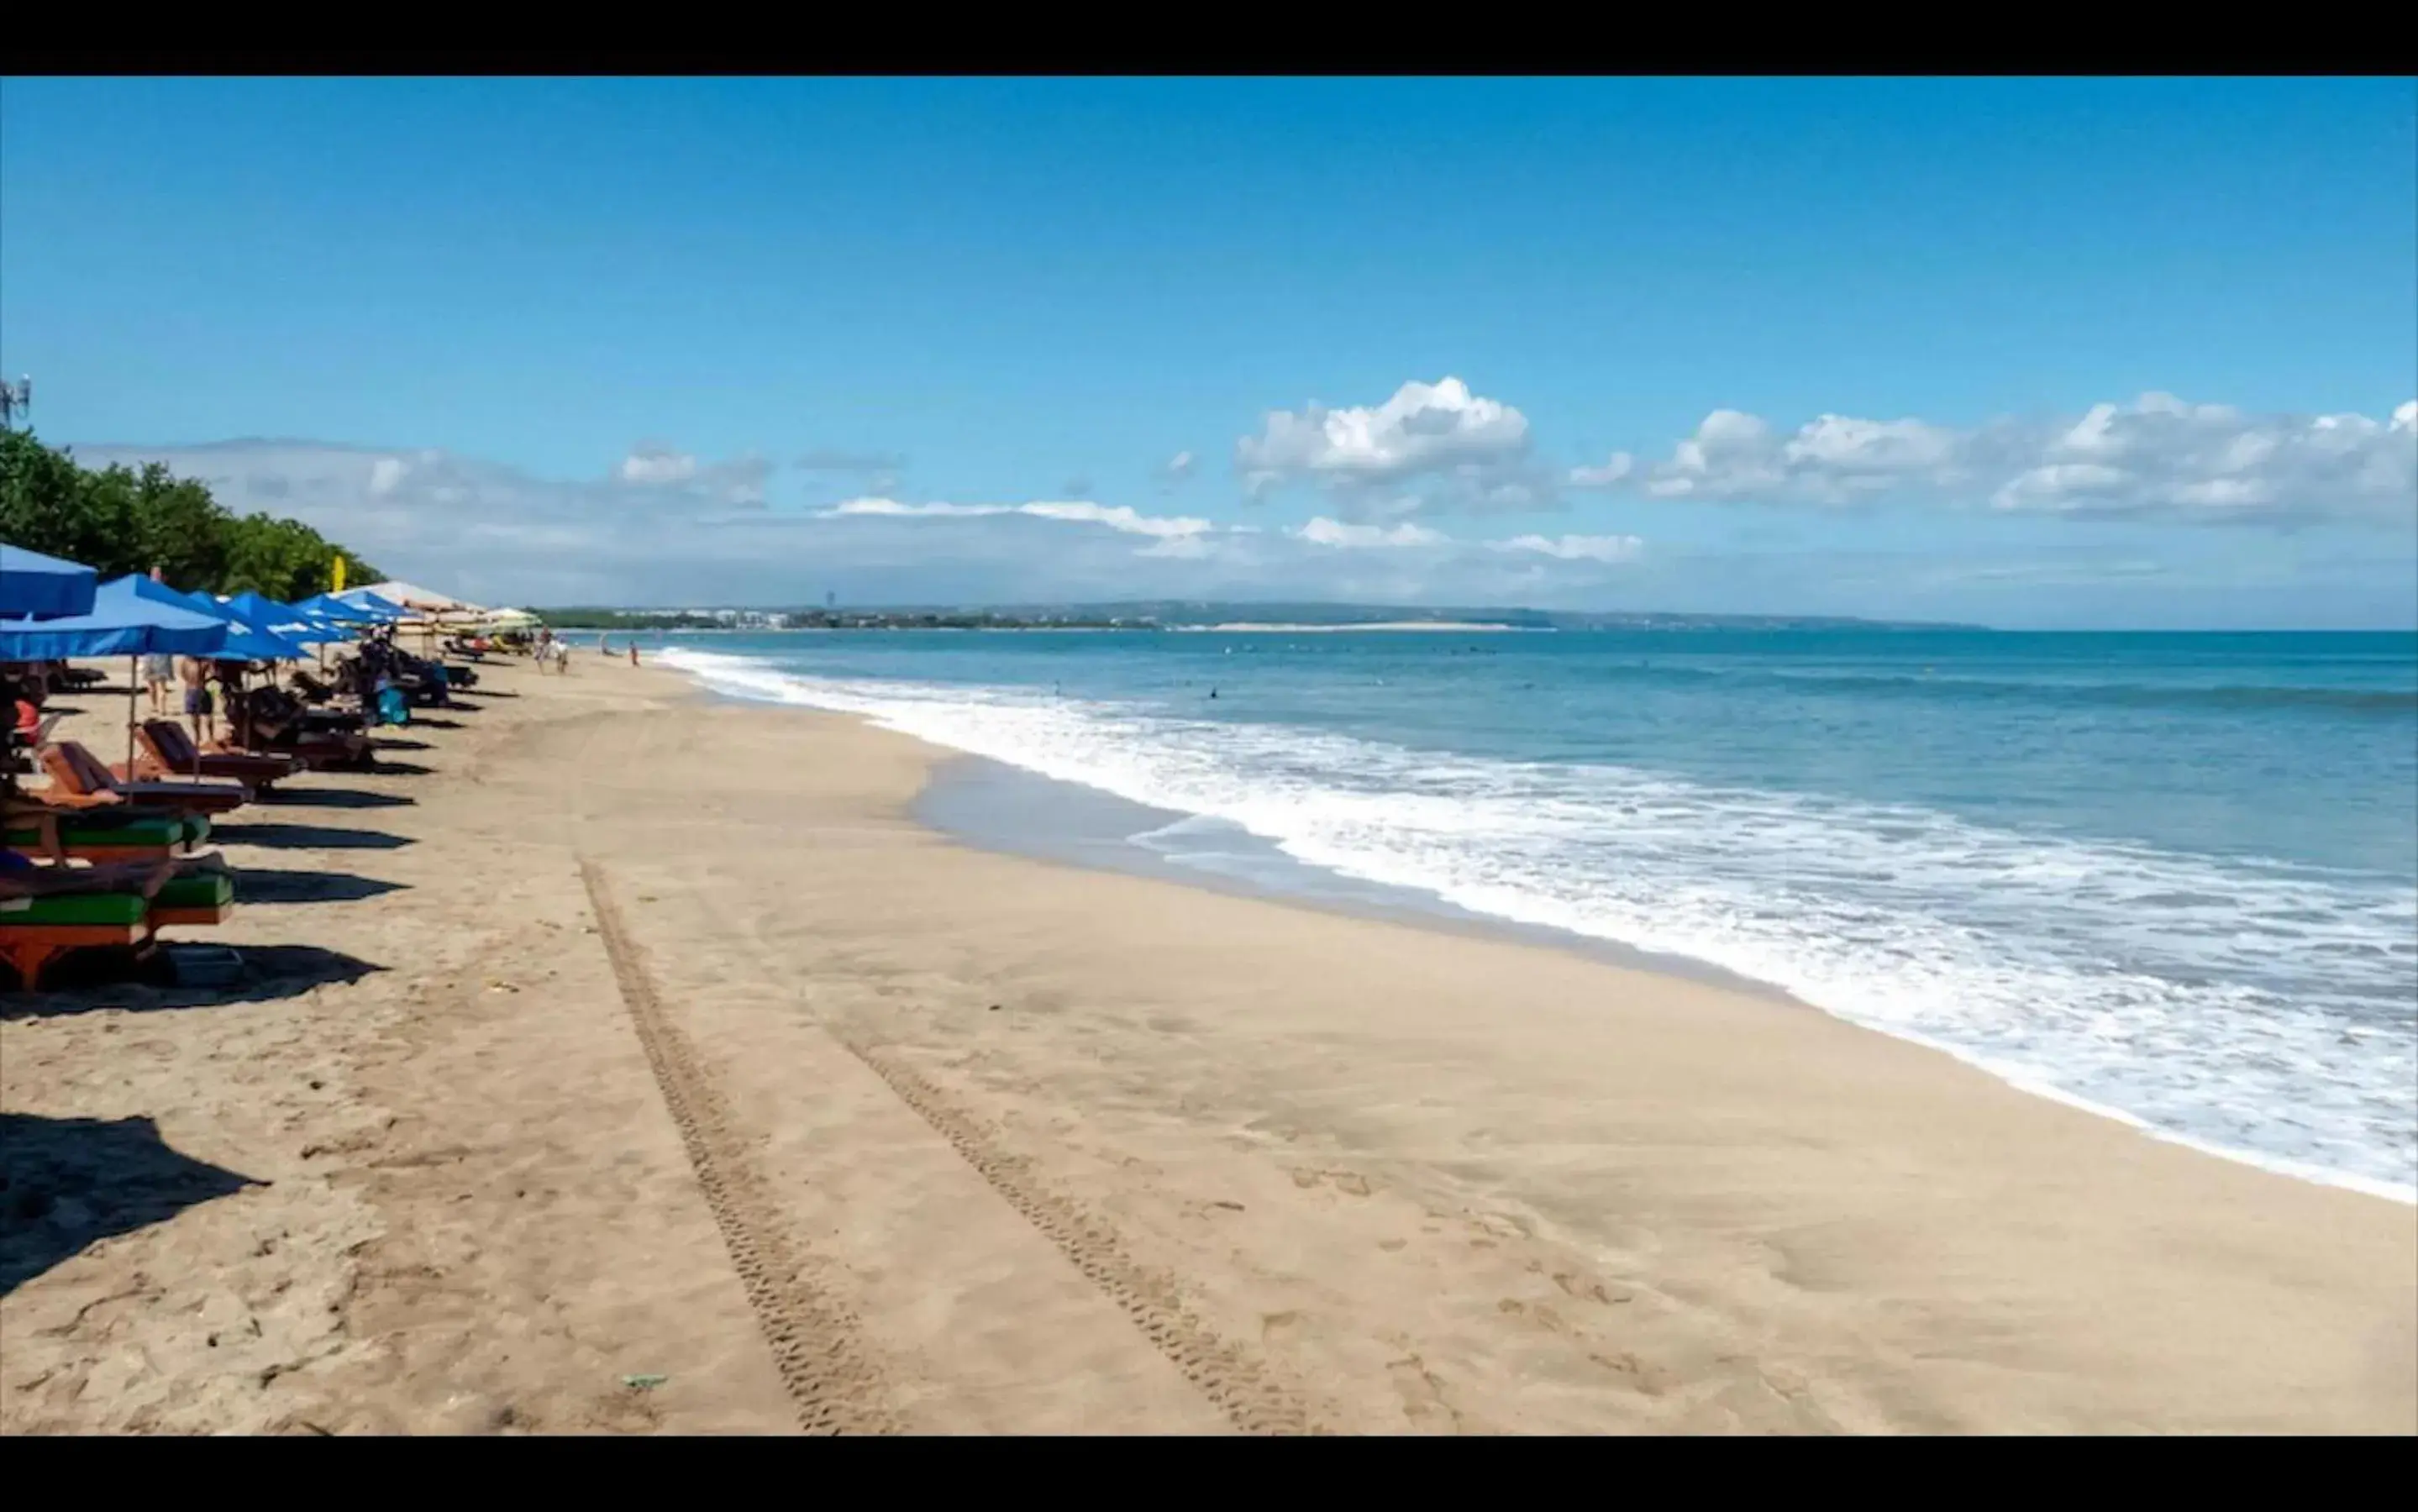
[
  {"x1": 136, "y1": 580, "x2": 307, "y2": 662},
  {"x1": 327, "y1": 586, "x2": 405, "y2": 622},
  {"x1": 0, "y1": 576, "x2": 229, "y2": 659},
  {"x1": 0, "y1": 577, "x2": 233, "y2": 771},
  {"x1": 292, "y1": 591, "x2": 379, "y2": 627},
  {"x1": 0, "y1": 542, "x2": 101, "y2": 617},
  {"x1": 218, "y1": 591, "x2": 320, "y2": 651}
]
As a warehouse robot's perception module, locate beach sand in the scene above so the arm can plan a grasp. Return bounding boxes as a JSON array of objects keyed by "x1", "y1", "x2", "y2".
[{"x1": 3, "y1": 654, "x2": 2411, "y2": 1434}]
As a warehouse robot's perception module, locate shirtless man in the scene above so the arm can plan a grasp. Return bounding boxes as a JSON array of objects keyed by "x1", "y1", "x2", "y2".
[{"x1": 177, "y1": 655, "x2": 217, "y2": 746}]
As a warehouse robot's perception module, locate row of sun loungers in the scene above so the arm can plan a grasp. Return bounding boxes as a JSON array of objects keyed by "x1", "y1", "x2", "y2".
[{"x1": 3, "y1": 659, "x2": 420, "y2": 990}]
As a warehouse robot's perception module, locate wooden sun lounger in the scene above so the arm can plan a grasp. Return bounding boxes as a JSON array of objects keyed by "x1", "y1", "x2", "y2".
[
  {"x1": 3, "y1": 853, "x2": 234, "y2": 987},
  {"x1": 126, "y1": 720, "x2": 300, "y2": 790},
  {"x1": 234, "y1": 696, "x2": 374, "y2": 769},
  {"x1": 0, "y1": 908, "x2": 154, "y2": 990},
  {"x1": 1, "y1": 864, "x2": 176, "y2": 990},
  {"x1": 3, "y1": 810, "x2": 210, "y2": 865},
  {"x1": 39, "y1": 740, "x2": 251, "y2": 815}
]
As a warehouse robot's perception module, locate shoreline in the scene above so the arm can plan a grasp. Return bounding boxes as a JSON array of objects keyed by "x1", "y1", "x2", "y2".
[
  {"x1": 666, "y1": 651, "x2": 2418, "y2": 1207},
  {"x1": 912, "y1": 751, "x2": 2418, "y2": 1207},
  {"x1": 7, "y1": 651, "x2": 2412, "y2": 1434}
]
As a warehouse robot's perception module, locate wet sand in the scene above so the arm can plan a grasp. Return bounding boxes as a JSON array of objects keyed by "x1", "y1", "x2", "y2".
[{"x1": 3, "y1": 653, "x2": 2411, "y2": 1434}]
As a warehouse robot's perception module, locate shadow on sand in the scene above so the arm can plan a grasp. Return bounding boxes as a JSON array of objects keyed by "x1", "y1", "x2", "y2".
[
  {"x1": 370, "y1": 737, "x2": 432, "y2": 752},
  {"x1": 0, "y1": 1111, "x2": 265, "y2": 1296},
  {"x1": 362, "y1": 760, "x2": 434, "y2": 776},
  {"x1": 407, "y1": 718, "x2": 463, "y2": 731},
  {"x1": 207, "y1": 821, "x2": 414, "y2": 852},
  {"x1": 261, "y1": 787, "x2": 416, "y2": 811},
  {"x1": 2, "y1": 944, "x2": 384, "y2": 1016},
  {"x1": 232, "y1": 869, "x2": 407, "y2": 905}
]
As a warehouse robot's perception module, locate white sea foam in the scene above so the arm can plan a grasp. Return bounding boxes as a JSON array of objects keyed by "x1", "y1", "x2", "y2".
[{"x1": 663, "y1": 646, "x2": 2418, "y2": 1201}]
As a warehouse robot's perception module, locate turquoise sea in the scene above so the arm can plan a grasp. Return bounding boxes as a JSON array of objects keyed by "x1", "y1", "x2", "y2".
[{"x1": 657, "y1": 626, "x2": 2418, "y2": 1199}]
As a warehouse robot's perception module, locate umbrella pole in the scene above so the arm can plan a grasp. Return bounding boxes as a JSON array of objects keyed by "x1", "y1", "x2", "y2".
[{"x1": 126, "y1": 654, "x2": 139, "y2": 777}]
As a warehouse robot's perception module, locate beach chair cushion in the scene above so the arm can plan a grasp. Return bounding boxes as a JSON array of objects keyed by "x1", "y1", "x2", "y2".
[
  {"x1": 1, "y1": 893, "x2": 150, "y2": 927},
  {"x1": 3, "y1": 814, "x2": 206, "y2": 851},
  {"x1": 154, "y1": 872, "x2": 236, "y2": 911}
]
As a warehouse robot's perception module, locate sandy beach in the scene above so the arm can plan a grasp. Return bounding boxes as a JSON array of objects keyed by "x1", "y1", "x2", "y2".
[{"x1": 3, "y1": 652, "x2": 2411, "y2": 1435}]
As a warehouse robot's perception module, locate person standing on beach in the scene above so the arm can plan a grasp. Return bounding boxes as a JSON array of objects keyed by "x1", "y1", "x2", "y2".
[
  {"x1": 629, "y1": 643, "x2": 639, "y2": 667},
  {"x1": 141, "y1": 650, "x2": 175, "y2": 716},
  {"x1": 177, "y1": 655, "x2": 217, "y2": 746}
]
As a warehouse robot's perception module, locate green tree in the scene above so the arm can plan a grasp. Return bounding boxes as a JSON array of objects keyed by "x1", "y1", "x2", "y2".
[
  {"x1": 129, "y1": 464, "x2": 233, "y2": 589},
  {"x1": 1, "y1": 428, "x2": 378, "y2": 601},
  {"x1": 2, "y1": 429, "x2": 115, "y2": 568}
]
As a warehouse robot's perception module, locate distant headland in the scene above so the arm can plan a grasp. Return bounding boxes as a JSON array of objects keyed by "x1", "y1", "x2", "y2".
[{"x1": 534, "y1": 601, "x2": 1988, "y2": 633}]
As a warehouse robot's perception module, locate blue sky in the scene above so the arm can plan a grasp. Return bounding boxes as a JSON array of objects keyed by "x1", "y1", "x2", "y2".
[{"x1": 3, "y1": 76, "x2": 2412, "y2": 626}]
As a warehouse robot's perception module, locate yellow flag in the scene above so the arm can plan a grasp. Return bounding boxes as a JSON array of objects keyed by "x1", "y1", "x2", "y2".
[{"x1": 331, "y1": 554, "x2": 347, "y2": 592}]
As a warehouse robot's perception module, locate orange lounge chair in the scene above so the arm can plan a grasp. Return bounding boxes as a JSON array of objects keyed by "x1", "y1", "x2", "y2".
[
  {"x1": 0, "y1": 895, "x2": 155, "y2": 990},
  {"x1": 124, "y1": 720, "x2": 300, "y2": 790},
  {"x1": 1, "y1": 861, "x2": 175, "y2": 990},
  {"x1": 2, "y1": 854, "x2": 232, "y2": 989},
  {"x1": 3, "y1": 808, "x2": 210, "y2": 865},
  {"x1": 38, "y1": 741, "x2": 251, "y2": 816}
]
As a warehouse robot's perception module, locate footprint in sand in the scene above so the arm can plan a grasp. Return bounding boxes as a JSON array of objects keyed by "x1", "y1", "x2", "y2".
[{"x1": 1287, "y1": 1168, "x2": 1372, "y2": 1197}]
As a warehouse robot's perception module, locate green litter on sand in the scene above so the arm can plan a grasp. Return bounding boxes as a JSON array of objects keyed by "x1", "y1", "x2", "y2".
[{"x1": 622, "y1": 1373, "x2": 668, "y2": 1391}]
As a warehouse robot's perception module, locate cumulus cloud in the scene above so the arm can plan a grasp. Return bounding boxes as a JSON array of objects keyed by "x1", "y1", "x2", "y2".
[
  {"x1": 61, "y1": 433, "x2": 1664, "y2": 610},
  {"x1": 1235, "y1": 377, "x2": 1558, "y2": 519},
  {"x1": 1621, "y1": 392, "x2": 2415, "y2": 525}
]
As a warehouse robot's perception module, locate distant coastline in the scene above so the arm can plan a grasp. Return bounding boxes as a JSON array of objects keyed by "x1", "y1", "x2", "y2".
[
  {"x1": 535, "y1": 601, "x2": 1990, "y2": 634},
  {"x1": 1178, "y1": 621, "x2": 1546, "y2": 633}
]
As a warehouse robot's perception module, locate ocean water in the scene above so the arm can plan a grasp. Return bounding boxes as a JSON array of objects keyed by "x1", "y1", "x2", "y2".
[{"x1": 654, "y1": 626, "x2": 2418, "y2": 1200}]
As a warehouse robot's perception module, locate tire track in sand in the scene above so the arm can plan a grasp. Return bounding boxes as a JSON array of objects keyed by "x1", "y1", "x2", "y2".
[
  {"x1": 570, "y1": 705, "x2": 1314, "y2": 1433},
  {"x1": 826, "y1": 1025, "x2": 1319, "y2": 1435},
  {"x1": 579, "y1": 858, "x2": 896, "y2": 1436}
]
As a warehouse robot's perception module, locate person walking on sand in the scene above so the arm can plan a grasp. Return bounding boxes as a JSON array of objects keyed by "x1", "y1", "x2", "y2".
[
  {"x1": 629, "y1": 642, "x2": 639, "y2": 668},
  {"x1": 177, "y1": 655, "x2": 217, "y2": 746}
]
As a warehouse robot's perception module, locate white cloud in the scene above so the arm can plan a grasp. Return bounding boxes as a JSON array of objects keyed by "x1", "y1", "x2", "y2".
[
  {"x1": 65, "y1": 434, "x2": 1672, "y2": 609},
  {"x1": 616, "y1": 443, "x2": 770, "y2": 505},
  {"x1": 1292, "y1": 517, "x2": 1448, "y2": 549},
  {"x1": 823, "y1": 496, "x2": 1214, "y2": 540},
  {"x1": 1618, "y1": 393, "x2": 2416, "y2": 524},
  {"x1": 1568, "y1": 452, "x2": 1635, "y2": 488},
  {"x1": 1490, "y1": 533, "x2": 1643, "y2": 564},
  {"x1": 1159, "y1": 449, "x2": 1198, "y2": 488},
  {"x1": 618, "y1": 444, "x2": 697, "y2": 486},
  {"x1": 823, "y1": 498, "x2": 999, "y2": 519},
  {"x1": 1236, "y1": 376, "x2": 1555, "y2": 517}
]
